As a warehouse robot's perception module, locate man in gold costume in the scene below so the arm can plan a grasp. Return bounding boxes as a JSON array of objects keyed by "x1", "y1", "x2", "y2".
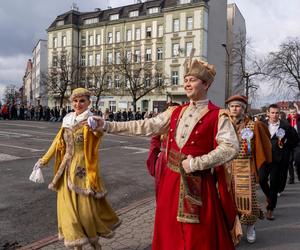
[
  {"x1": 32, "y1": 88, "x2": 120, "y2": 249},
  {"x1": 226, "y1": 95, "x2": 272, "y2": 244}
]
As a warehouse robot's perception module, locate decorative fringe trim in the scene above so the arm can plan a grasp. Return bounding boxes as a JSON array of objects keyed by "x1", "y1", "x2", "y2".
[
  {"x1": 67, "y1": 180, "x2": 107, "y2": 199},
  {"x1": 230, "y1": 215, "x2": 243, "y2": 246},
  {"x1": 48, "y1": 129, "x2": 74, "y2": 191},
  {"x1": 64, "y1": 237, "x2": 90, "y2": 248},
  {"x1": 176, "y1": 216, "x2": 200, "y2": 224}
]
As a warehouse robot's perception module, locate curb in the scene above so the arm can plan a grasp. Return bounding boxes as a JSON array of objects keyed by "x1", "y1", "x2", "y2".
[{"x1": 19, "y1": 196, "x2": 154, "y2": 250}]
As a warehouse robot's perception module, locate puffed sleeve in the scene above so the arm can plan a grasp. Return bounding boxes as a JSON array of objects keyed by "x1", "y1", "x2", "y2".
[
  {"x1": 190, "y1": 112, "x2": 239, "y2": 171},
  {"x1": 106, "y1": 108, "x2": 174, "y2": 136}
]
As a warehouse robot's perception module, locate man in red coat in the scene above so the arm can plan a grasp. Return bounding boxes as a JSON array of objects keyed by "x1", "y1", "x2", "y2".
[{"x1": 92, "y1": 59, "x2": 239, "y2": 250}]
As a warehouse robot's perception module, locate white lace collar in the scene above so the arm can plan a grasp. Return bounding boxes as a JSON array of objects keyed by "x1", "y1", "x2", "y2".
[{"x1": 62, "y1": 109, "x2": 93, "y2": 128}]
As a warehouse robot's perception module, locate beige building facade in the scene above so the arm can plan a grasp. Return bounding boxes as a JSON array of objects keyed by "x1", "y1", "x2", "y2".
[
  {"x1": 47, "y1": 0, "x2": 229, "y2": 111},
  {"x1": 226, "y1": 3, "x2": 246, "y2": 96}
]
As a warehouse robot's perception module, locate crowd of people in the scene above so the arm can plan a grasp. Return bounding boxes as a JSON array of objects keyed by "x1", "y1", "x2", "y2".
[
  {"x1": 0, "y1": 102, "x2": 157, "y2": 123},
  {"x1": 16, "y1": 56, "x2": 300, "y2": 250}
]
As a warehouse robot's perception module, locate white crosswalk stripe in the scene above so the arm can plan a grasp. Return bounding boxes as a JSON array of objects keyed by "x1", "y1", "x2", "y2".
[{"x1": 0, "y1": 153, "x2": 20, "y2": 162}]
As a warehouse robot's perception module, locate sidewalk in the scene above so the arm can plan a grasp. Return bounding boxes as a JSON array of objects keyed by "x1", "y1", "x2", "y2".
[{"x1": 20, "y1": 197, "x2": 155, "y2": 250}]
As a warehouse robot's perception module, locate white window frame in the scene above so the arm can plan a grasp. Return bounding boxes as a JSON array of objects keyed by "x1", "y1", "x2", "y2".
[
  {"x1": 173, "y1": 19, "x2": 180, "y2": 32},
  {"x1": 115, "y1": 75, "x2": 120, "y2": 88},
  {"x1": 88, "y1": 35, "x2": 94, "y2": 46},
  {"x1": 145, "y1": 48, "x2": 152, "y2": 62},
  {"x1": 95, "y1": 54, "x2": 101, "y2": 66},
  {"x1": 96, "y1": 34, "x2": 101, "y2": 45},
  {"x1": 179, "y1": 0, "x2": 191, "y2": 4},
  {"x1": 108, "y1": 32, "x2": 113, "y2": 44},
  {"x1": 129, "y1": 10, "x2": 139, "y2": 17},
  {"x1": 88, "y1": 54, "x2": 93, "y2": 66},
  {"x1": 107, "y1": 52, "x2": 113, "y2": 64},
  {"x1": 81, "y1": 55, "x2": 86, "y2": 66},
  {"x1": 126, "y1": 50, "x2": 132, "y2": 62},
  {"x1": 56, "y1": 20, "x2": 64, "y2": 26},
  {"x1": 53, "y1": 37, "x2": 58, "y2": 48},
  {"x1": 135, "y1": 28, "x2": 141, "y2": 40},
  {"x1": 186, "y1": 42, "x2": 193, "y2": 56},
  {"x1": 52, "y1": 56, "x2": 58, "y2": 67},
  {"x1": 134, "y1": 50, "x2": 141, "y2": 63},
  {"x1": 110, "y1": 14, "x2": 119, "y2": 21},
  {"x1": 62, "y1": 36, "x2": 67, "y2": 47},
  {"x1": 81, "y1": 35, "x2": 86, "y2": 46},
  {"x1": 172, "y1": 43, "x2": 180, "y2": 57},
  {"x1": 149, "y1": 7, "x2": 159, "y2": 14},
  {"x1": 84, "y1": 18, "x2": 99, "y2": 25},
  {"x1": 115, "y1": 51, "x2": 121, "y2": 64},
  {"x1": 157, "y1": 73, "x2": 163, "y2": 86},
  {"x1": 115, "y1": 31, "x2": 121, "y2": 43},
  {"x1": 146, "y1": 27, "x2": 152, "y2": 38},
  {"x1": 158, "y1": 25, "x2": 163, "y2": 37},
  {"x1": 171, "y1": 71, "x2": 179, "y2": 85},
  {"x1": 157, "y1": 48, "x2": 163, "y2": 61},
  {"x1": 145, "y1": 75, "x2": 151, "y2": 88},
  {"x1": 126, "y1": 29, "x2": 132, "y2": 42},
  {"x1": 187, "y1": 17, "x2": 193, "y2": 30}
]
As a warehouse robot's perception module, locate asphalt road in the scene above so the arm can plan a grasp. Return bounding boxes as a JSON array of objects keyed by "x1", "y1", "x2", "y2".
[
  {"x1": 1, "y1": 120, "x2": 300, "y2": 249},
  {"x1": 0, "y1": 120, "x2": 155, "y2": 247}
]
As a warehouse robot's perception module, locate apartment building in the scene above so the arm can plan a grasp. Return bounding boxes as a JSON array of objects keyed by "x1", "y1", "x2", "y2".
[
  {"x1": 47, "y1": 0, "x2": 229, "y2": 111},
  {"x1": 22, "y1": 59, "x2": 33, "y2": 105},
  {"x1": 32, "y1": 39, "x2": 48, "y2": 106},
  {"x1": 226, "y1": 3, "x2": 246, "y2": 96}
]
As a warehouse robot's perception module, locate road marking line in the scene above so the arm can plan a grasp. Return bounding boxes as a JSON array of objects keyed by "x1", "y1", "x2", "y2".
[
  {"x1": 122, "y1": 146, "x2": 149, "y2": 154},
  {"x1": 0, "y1": 153, "x2": 20, "y2": 161},
  {"x1": 0, "y1": 131, "x2": 31, "y2": 137},
  {"x1": 1, "y1": 129, "x2": 56, "y2": 136},
  {"x1": 0, "y1": 122, "x2": 47, "y2": 129},
  {"x1": 0, "y1": 144, "x2": 45, "y2": 152},
  {"x1": 31, "y1": 138, "x2": 53, "y2": 142}
]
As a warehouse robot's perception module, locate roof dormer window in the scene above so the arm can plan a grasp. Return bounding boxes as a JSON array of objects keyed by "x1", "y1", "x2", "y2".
[
  {"x1": 84, "y1": 18, "x2": 99, "y2": 25},
  {"x1": 179, "y1": 0, "x2": 191, "y2": 4},
  {"x1": 110, "y1": 14, "x2": 119, "y2": 20},
  {"x1": 129, "y1": 10, "x2": 139, "y2": 17},
  {"x1": 56, "y1": 20, "x2": 64, "y2": 26},
  {"x1": 148, "y1": 7, "x2": 159, "y2": 14}
]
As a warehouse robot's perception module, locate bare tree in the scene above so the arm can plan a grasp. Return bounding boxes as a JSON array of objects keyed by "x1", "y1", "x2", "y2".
[
  {"x1": 266, "y1": 38, "x2": 300, "y2": 97},
  {"x1": 113, "y1": 50, "x2": 166, "y2": 112},
  {"x1": 3, "y1": 84, "x2": 20, "y2": 104},
  {"x1": 230, "y1": 33, "x2": 267, "y2": 99},
  {"x1": 86, "y1": 61, "x2": 113, "y2": 109},
  {"x1": 46, "y1": 53, "x2": 79, "y2": 108}
]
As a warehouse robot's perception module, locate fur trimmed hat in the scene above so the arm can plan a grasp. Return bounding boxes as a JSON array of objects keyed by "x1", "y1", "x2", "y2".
[
  {"x1": 70, "y1": 88, "x2": 92, "y2": 101},
  {"x1": 184, "y1": 59, "x2": 216, "y2": 84},
  {"x1": 225, "y1": 95, "x2": 248, "y2": 109}
]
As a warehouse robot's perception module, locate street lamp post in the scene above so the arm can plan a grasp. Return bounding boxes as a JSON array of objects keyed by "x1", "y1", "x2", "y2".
[{"x1": 222, "y1": 43, "x2": 230, "y2": 101}]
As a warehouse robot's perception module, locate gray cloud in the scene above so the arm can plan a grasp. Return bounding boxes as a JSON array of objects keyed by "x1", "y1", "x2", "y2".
[{"x1": 0, "y1": 0, "x2": 133, "y2": 99}]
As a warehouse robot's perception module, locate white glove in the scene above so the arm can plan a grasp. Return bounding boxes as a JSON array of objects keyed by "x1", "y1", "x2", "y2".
[{"x1": 88, "y1": 117, "x2": 98, "y2": 130}]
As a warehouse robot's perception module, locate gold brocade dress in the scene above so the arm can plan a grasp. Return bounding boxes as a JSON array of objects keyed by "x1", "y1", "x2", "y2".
[{"x1": 44, "y1": 124, "x2": 120, "y2": 248}]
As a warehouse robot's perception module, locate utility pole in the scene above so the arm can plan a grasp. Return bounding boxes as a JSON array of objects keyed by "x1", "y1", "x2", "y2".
[
  {"x1": 245, "y1": 72, "x2": 249, "y2": 99},
  {"x1": 222, "y1": 43, "x2": 230, "y2": 101}
]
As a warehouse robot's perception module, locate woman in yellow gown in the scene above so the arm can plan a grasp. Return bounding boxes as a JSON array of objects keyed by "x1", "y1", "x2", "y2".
[{"x1": 33, "y1": 88, "x2": 120, "y2": 249}]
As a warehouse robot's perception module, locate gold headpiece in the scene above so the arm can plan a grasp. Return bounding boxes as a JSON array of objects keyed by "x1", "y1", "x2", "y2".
[
  {"x1": 70, "y1": 88, "x2": 92, "y2": 101},
  {"x1": 183, "y1": 49, "x2": 216, "y2": 84}
]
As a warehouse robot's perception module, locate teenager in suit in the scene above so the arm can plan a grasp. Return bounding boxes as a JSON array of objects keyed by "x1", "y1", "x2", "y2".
[{"x1": 259, "y1": 104, "x2": 298, "y2": 220}]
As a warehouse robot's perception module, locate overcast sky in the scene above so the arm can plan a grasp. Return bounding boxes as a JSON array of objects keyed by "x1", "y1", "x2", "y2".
[{"x1": 0, "y1": 0, "x2": 300, "y2": 106}]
